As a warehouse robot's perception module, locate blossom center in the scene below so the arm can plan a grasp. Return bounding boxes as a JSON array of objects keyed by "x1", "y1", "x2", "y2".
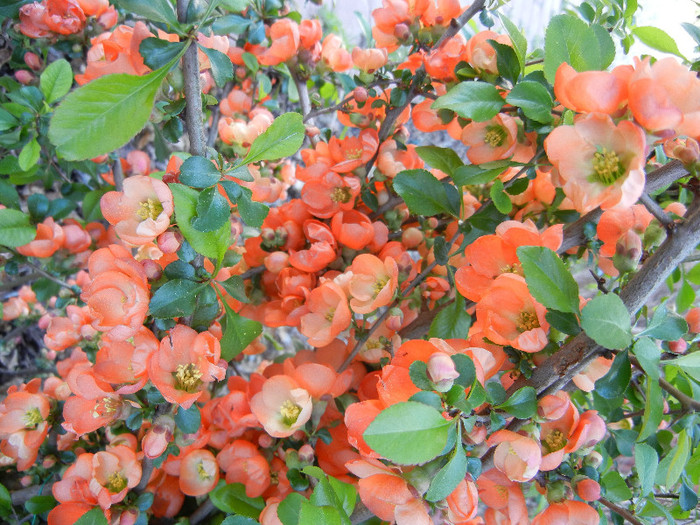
[
  {"x1": 105, "y1": 472, "x2": 127, "y2": 493},
  {"x1": 197, "y1": 460, "x2": 214, "y2": 480},
  {"x1": 500, "y1": 263, "x2": 522, "y2": 275},
  {"x1": 174, "y1": 363, "x2": 203, "y2": 393},
  {"x1": 280, "y1": 399, "x2": 302, "y2": 426},
  {"x1": 93, "y1": 397, "x2": 120, "y2": 418},
  {"x1": 345, "y1": 148, "x2": 363, "y2": 160},
  {"x1": 137, "y1": 198, "x2": 163, "y2": 221},
  {"x1": 484, "y1": 125, "x2": 507, "y2": 148},
  {"x1": 23, "y1": 408, "x2": 43, "y2": 429},
  {"x1": 590, "y1": 148, "x2": 624, "y2": 185},
  {"x1": 373, "y1": 276, "x2": 389, "y2": 296},
  {"x1": 543, "y1": 429, "x2": 567, "y2": 453},
  {"x1": 331, "y1": 186, "x2": 352, "y2": 203},
  {"x1": 325, "y1": 308, "x2": 336, "y2": 322},
  {"x1": 517, "y1": 310, "x2": 539, "y2": 332}
]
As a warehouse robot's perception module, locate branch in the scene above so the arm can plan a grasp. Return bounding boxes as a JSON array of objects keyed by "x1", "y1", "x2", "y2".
[
  {"x1": 0, "y1": 272, "x2": 40, "y2": 293},
  {"x1": 178, "y1": 0, "x2": 206, "y2": 157},
  {"x1": 630, "y1": 355, "x2": 700, "y2": 411},
  {"x1": 434, "y1": 0, "x2": 488, "y2": 49},
  {"x1": 113, "y1": 158, "x2": 124, "y2": 192},
  {"x1": 291, "y1": 67, "x2": 320, "y2": 147},
  {"x1": 599, "y1": 497, "x2": 645, "y2": 525},
  {"x1": 189, "y1": 499, "x2": 216, "y2": 525},
  {"x1": 639, "y1": 193, "x2": 673, "y2": 228}
]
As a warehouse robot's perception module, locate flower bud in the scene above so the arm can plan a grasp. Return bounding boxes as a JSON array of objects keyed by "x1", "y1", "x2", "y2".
[
  {"x1": 24, "y1": 52, "x2": 42, "y2": 71},
  {"x1": 353, "y1": 86, "x2": 368, "y2": 103},
  {"x1": 668, "y1": 338, "x2": 687, "y2": 354},
  {"x1": 546, "y1": 480, "x2": 573, "y2": 503},
  {"x1": 401, "y1": 227, "x2": 423, "y2": 249},
  {"x1": 427, "y1": 353, "x2": 460, "y2": 392},
  {"x1": 583, "y1": 450, "x2": 603, "y2": 468},
  {"x1": 574, "y1": 477, "x2": 601, "y2": 501},
  {"x1": 394, "y1": 23, "x2": 411, "y2": 41},
  {"x1": 298, "y1": 444, "x2": 315, "y2": 464},
  {"x1": 612, "y1": 230, "x2": 642, "y2": 274},
  {"x1": 385, "y1": 307, "x2": 404, "y2": 331},
  {"x1": 157, "y1": 231, "x2": 182, "y2": 254},
  {"x1": 141, "y1": 259, "x2": 162, "y2": 281},
  {"x1": 14, "y1": 70, "x2": 34, "y2": 85}
]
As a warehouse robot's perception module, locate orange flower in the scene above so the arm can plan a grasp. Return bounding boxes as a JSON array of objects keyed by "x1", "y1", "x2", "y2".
[
  {"x1": 299, "y1": 280, "x2": 351, "y2": 347},
  {"x1": 81, "y1": 245, "x2": 150, "y2": 339},
  {"x1": 101, "y1": 175, "x2": 174, "y2": 246},
  {"x1": 477, "y1": 468, "x2": 529, "y2": 524},
  {"x1": 472, "y1": 273, "x2": 550, "y2": 353},
  {"x1": 19, "y1": 0, "x2": 86, "y2": 39},
  {"x1": 47, "y1": 503, "x2": 96, "y2": 525},
  {"x1": 249, "y1": 375, "x2": 312, "y2": 437},
  {"x1": 572, "y1": 355, "x2": 613, "y2": 392},
  {"x1": 299, "y1": 19, "x2": 322, "y2": 49},
  {"x1": 554, "y1": 63, "x2": 631, "y2": 115},
  {"x1": 329, "y1": 128, "x2": 380, "y2": 173},
  {"x1": 52, "y1": 446, "x2": 141, "y2": 509},
  {"x1": 487, "y1": 430, "x2": 542, "y2": 482},
  {"x1": 0, "y1": 389, "x2": 50, "y2": 471},
  {"x1": 321, "y1": 34, "x2": 352, "y2": 72},
  {"x1": 347, "y1": 254, "x2": 399, "y2": 314},
  {"x1": 43, "y1": 305, "x2": 97, "y2": 352},
  {"x1": 179, "y1": 449, "x2": 219, "y2": 497},
  {"x1": 288, "y1": 220, "x2": 338, "y2": 273},
  {"x1": 461, "y1": 114, "x2": 518, "y2": 165},
  {"x1": 148, "y1": 325, "x2": 226, "y2": 409},
  {"x1": 17, "y1": 217, "x2": 65, "y2": 258},
  {"x1": 628, "y1": 57, "x2": 700, "y2": 138},
  {"x1": 532, "y1": 500, "x2": 599, "y2": 525},
  {"x1": 424, "y1": 34, "x2": 468, "y2": 81},
  {"x1": 597, "y1": 204, "x2": 652, "y2": 258},
  {"x1": 217, "y1": 439, "x2": 270, "y2": 497},
  {"x1": 301, "y1": 172, "x2": 361, "y2": 218},
  {"x1": 352, "y1": 47, "x2": 388, "y2": 73},
  {"x1": 446, "y1": 478, "x2": 479, "y2": 523},
  {"x1": 372, "y1": 0, "x2": 430, "y2": 52},
  {"x1": 94, "y1": 327, "x2": 158, "y2": 393},
  {"x1": 466, "y1": 30, "x2": 512, "y2": 75},
  {"x1": 376, "y1": 140, "x2": 424, "y2": 177},
  {"x1": 544, "y1": 112, "x2": 647, "y2": 213},
  {"x1": 258, "y1": 19, "x2": 300, "y2": 66},
  {"x1": 331, "y1": 210, "x2": 376, "y2": 251}
]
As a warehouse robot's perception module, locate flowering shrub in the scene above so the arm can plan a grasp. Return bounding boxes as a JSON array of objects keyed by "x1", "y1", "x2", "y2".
[{"x1": 1, "y1": 1, "x2": 700, "y2": 524}]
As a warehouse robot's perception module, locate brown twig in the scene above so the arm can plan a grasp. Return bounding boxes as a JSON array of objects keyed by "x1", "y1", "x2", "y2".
[
  {"x1": 639, "y1": 192, "x2": 673, "y2": 228},
  {"x1": 189, "y1": 498, "x2": 216, "y2": 525},
  {"x1": 598, "y1": 497, "x2": 645, "y2": 525},
  {"x1": 629, "y1": 354, "x2": 700, "y2": 411},
  {"x1": 434, "y1": 0, "x2": 488, "y2": 49}
]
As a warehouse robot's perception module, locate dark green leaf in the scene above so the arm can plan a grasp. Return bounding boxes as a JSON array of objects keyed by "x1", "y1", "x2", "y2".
[
  {"x1": 409, "y1": 361, "x2": 433, "y2": 390},
  {"x1": 393, "y1": 169, "x2": 459, "y2": 216},
  {"x1": 635, "y1": 443, "x2": 658, "y2": 497},
  {"x1": 429, "y1": 294, "x2": 471, "y2": 339},
  {"x1": 680, "y1": 478, "x2": 698, "y2": 511},
  {"x1": 210, "y1": 483, "x2": 265, "y2": 518},
  {"x1": 74, "y1": 508, "x2": 109, "y2": 525},
  {"x1": 498, "y1": 14, "x2": 527, "y2": 70},
  {"x1": 220, "y1": 517, "x2": 259, "y2": 525},
  {"x1": 0, "y1": 108, "x2": 18, "y2": 132},
  {"x1": 451, "y1": 354, "x2": 476, "y2": 389},
  {"x1": 632, "y1": 337, "x2": 660, "y2": 381},
  {"x1": 180, "y1": 156, "x2": 223, "y2": 188},
  {"x1": 491, "y1": 40, "x2": 521, "y2": 85},
  {"x1": 220, "y1": 303, "x2": 263, "y2": 360},
  {"x1": 517, "y1": 246, "x2": 580, "y2": 314},
  {"x1": 639, "y1": 304, "x2": 688, "y2": 341},
  {"x1": 666, "y1": 429, "x2": 690, "y2": 487},
  {"x1": 25, "y1": 495, "x2": 57, "y2": 514},
  {"x1": 409, "y1": 391, "x2": 443, "y2": 411},
  {"x1": 149, "y1": 279, "x2": 203, "y2": 318},
  {"x1": 226, "y1": 164, "x2": 255, "y2": 182},
  {"x1": 363, "y1": 402, "x2": 452, "y2": 465},
  {"x1": 237, "y1": 186, "x2": 269, "y2": 227},
  {"x1": 425, "y1": 443, "x2": 467, "y2": 502},
  {"x1": 601, "y1": 471, "x2": 632, "y2": 503},
  {"x1": 496, "y1": 386, "x2": 537, "y2": 419},
  {"x1": 505, "y1": 81, "x2": 553, "y2": 123},
  {"x1": 594, "y1": 350, "x2": 631, "y2": 399},
  {"x1": 174, "y1": 404, "x2": 201, "y2": 434},
  {"x1": 140, "y1": 38, "x2": 186, "y2": 71},
  {"x1": 200, "y1": 45, "x2": 234, "y2": 87},
  {"x1": 545, "y1": 310, "x2": 581, "y2": 335},
  {"x1": 414, "y1": 146, "x2": 463, "y2": 177},
  {"x1": 0, "y1": 209, "x2": 36, "y2": 248},
  {"x1": 114, "y1": 0, "x2": 180, "y2": 28},
  {"x1": 218, "y1": 275, "x2": 250, "y2": 303},
  {"x1": 40, "y1": 59, "x2": 73, "y2": 104},
  {"x1": 213, "y1": 14, "x2": 252, "y2": 35},
  {"x1": 637, "y1": 379, "x2": 662, "y2": 442},
  {"x1": 490, "y1": 179, "x2": 512, "y2": 214},
  {"x1": 192, "y1": 187, "x2": 230, "y2": 232},
  {"x1": 240, "y1": 112, "x2": 305, "y2": 165},
  {"x1": 170, "y1": 183, "x2": 231, "y2": 261},
  {"x1": 276, "y1": 492, "x2": 306, "y2": 525},
  {"x1": 581, "y1": 294, "x2": 632, "y2": 349},
  {"x1": 452, "y1": 164, "x2": 506, "y2": 186},
  {"x1": 431, "y1": 81, "x2": 505, "y2": 122}
]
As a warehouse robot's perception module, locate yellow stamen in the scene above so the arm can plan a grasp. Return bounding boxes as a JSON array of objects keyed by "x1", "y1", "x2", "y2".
[
  {"x1": 331, "y1": 186, "x2": 352, "y2": 203},
  {"x1": 591, "y1": 148, "x2": 624, "y2": 185},
  {"x1": 136, "y1": 198, "x2": 163, "y2": 221},
  {"x1": 484, "y1": 125, "x2": 508, "y2": 148},
  {"x1": 197, "y1": 461, "x2": 213, "y2": 480},
  {"x1": 174, "y1": 363, "x2": 203, "y2": 393},
  {"x1": 373, "y1": 276, "x2": 389, "y2": 296},
  {"x1": 345, "y1": 148, "x2": 363, "y2": 160},
  {"x1": 543, "y1": 429, "x2": 567, "y2": 453},
  {"x1": 280, "y1": 400, "x2": 302, "y2": 426},
  {"x1": 517, "y1": 310, "x2": 540, "y2": 332},
  {"x1": 500, "y1": 263, "x2": 522, "y2": 275},
  {"x1": 93, "y1": 397, "x2": 120, "y2": 419},
  {"x1": 23, "y1": 408, "x2": 43, "y2": 429},
  {"x1": 325, "y1": 308, "x2": 336, "y2": 322},
  {"x1": 105, "y1": 472, "x2": 128, "y2": 493}
]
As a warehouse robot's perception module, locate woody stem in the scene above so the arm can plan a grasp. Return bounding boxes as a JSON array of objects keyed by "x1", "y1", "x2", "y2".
[{"x1": 178, "y1": 0, "x2": 206, "y2": 157}]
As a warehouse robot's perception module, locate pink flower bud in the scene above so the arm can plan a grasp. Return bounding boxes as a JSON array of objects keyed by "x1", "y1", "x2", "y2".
[
  {"x1": 141, "y1": 259, "x2": 162, "y2": 281},
  {"x1": 353, "y1": 86, "x2": 368, "y2": 103},
  {"x1": 157, "y1": 231, "x2": 183, "y2": 254},
  {"x1": 401, "y1": 227, "x2": 423, "y2": 248},
  {"x1": 427, "y1": 353, "x2": 460, "y2": 392},
  {"x1": 668, "y1": 338, "x2": 688, "y2": 354},
  {"x1": 258, "y1": 434, "x2": 274, "y2": 449},
  {"x1": 298, "y1": 444, "x2": 315, "y2": 464},
  {"x1": 575, "y1": 478, "x2": 601, "y2": 501},
  {"x1": 613, "y1": 230, "x2": 642, "y2": 274},
  {"x1": 24, "y1": 52, "x2": 42, "y2": 71},
  {"x1": 264, "y1": 251, "x2": 290, "y2": 273},
  {"x1": 385, "y1": 307, "x2": 404, "y2": 331},
  {"x1": 394, "y1": 23, "x2": 411, "y2": 41},
  {"x1": 14, "y1": 70, "x2": 34, "y2": 85}
]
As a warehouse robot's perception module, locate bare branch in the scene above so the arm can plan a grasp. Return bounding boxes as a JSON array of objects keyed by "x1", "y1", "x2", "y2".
[
  {"x1": 598, "y1": 497, "x2": 645, "y2": 525},
  {"x1": 434, "y1": 0, "x2": 488, "y2": 49},
  {"x1": 178, "y1": 0, "x2": 206, "y2": 156}
]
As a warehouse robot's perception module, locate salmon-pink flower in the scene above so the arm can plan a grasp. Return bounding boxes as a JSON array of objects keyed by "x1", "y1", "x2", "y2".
[
  {"x1": 17, "y1": 217, "x2": 65, "y2": 258},
  {"x1": 101, "y1": 175, "x2": 174, "y2": 246},
  {"x1": 554, "y1": 63, "x2": 631, "y2": 115},
  {"x1": 0, "y1": 390, "x2": 50, "y2": 471},
  {"x1": 466, "y1": 30, "x2": 512, "y2": 75},
  {"x1": 487, "y1": 430, "x2": 542, "y2": 482},
  {"x1": 445, "y1": 478, "x2": 479, "y2": 523},
  {"x1": 299, "y1": 280, "x2": 351, "y2": 347},
  {"x1": 544, "y1": 113, "x2": 646, "y2": 213},
  {"x1": 321, "y1": 34, "x2": 352, "y2": 72},
  {"x1": 250, "y1": 375, "x2": 312, "y2": 438},
  {"x1": 258, "y1": 19, "x2": 300, "y2": 66},
  {"x1": 352, "y1": 47, "x2": 388, "y2": 73},
  {"x1": 331, "y1": 210, "x2": 375, "y2": 251},
  {"x1": 347, "y1": 254, "x2": 399, "y2": 314},
  {"x1": 532, "y1": 500, "x2": 599, "y2": 525},
  {"x1": 461, "y1": 114, "x2": 519, "y2": 165},
  {"x1": 217, "y1": 439, "x2": 271, "y2": 497},
  {"x1": 179, "y1": 449, "x2": 219, "y2": 496}
]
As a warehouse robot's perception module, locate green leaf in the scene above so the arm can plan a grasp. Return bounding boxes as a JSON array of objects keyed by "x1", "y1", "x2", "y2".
[
  {"x1": 218, "y1": 275, "x2": 250, "y2": 303},
  {"x1": 210, "y1": 483, "x2": 265, "y2": 519},
  {"x1": 25, "y1": 495, "x2": 56, "y2": 514},
  {"x1": 635, "y1": 442, "x2": 658, "y2": 497},
  {"x1": 237, "y1": 186, "x2": 269, "y2": 227},
  {"x1": 452, "y1": 164, "x2": 506, "y2": 186},
  {"x1": 174, "y1": 404, "x2": 201, "y2": 434},
  {"x1": 667, "y1": 352, "x2": 700, "y2": 382},
  {"x1": 277, "y1": 492, "x2": 306, "y2": 525},
  {"x1": 496, "y1": 386, "x2": 537, "y2": 419},
  {"x1": 676, "y1": 280, "x2": 695, "y2": 312},
  {"x1": 505, "y1": 81, "x2": 553, "y2": 123},
  {"x1": 666, "y1": 429, "x2": 690, "y2": 487},
  {"x1": 49, "y1": 55, "x2": 181, "y2": 161},
  {"x1": 149, "y1": 279, "x2": 203, "y2": 318},
  {"x1": 220, "y1": 517, "x2": 259, "y2": 525},
  {"x1": 425, "y1": 443, "x2": 467, "y2": 502},
  {"x1": 220, "y1": 303, "x2": 263, "y2": 360},
  {"x1": 226, "y1": 164, "x2": 255, "y2": 182},
  {"x1": 0, "y1": 208, "x2": 36, "y2": 248},
  {"x1": 171, "y1": 183, "x2": 231, "y2": 261},
  {"x1": 517, "y1": 246, "x2": 580, "y2": 314},
  {"x1": 415, "y1": 146, "x2": 463, "y2": 177},
  {"x1": 409, "y1": 361, "x2": 433, "y2": 391},
  {"x1": 490, "y1": 179, "x2": 512, "y2": 214},
  {"x1": 140, "y1": 38, "x2": 186, "y2": 71},
  {"x1": 363, "y1": 401, "x2": 452, "y2": 465},
  {"x1": 632, "y1": 337, "x2": 660, "y2": 381},
  {"x1": 633, "y1": 26, "x2": 686, "y2": 59},
  {"x1": 18, "y1": 138, "x2": 40, "y2": 171},
  {"x1": 114, "y1": 0, "x2": 180, "y2": 28},
  {"x1": 594, "y1": 350, "x2": 631, "y2": 399},
  {"x1": 431, "y1": 81, "x2": 505, "y2": 122},
  {"x1": 40, "y1": 59, "x2": 73, "y2": 104},
  {"x1": 221, "y1": 0, "x2": 250, "y2": 12},
  {"x1": 429, "y1": 293, "x2": 471, "y2": 339},
  {"x1": 327, "y1": 477, "x2": 356, "y2": 518},
  {"x1": 200, "y1": 46, "x2": 234, "y2": 87},
  {"x1": 240, "y1": 112, "x2": 305, "y2": 165},
  {"x1": 498, "y1": 14, "x2": 527, "y2": 69},
  {"x1": 179, "y1": 155, "x2": 221, "y2": 188},
  {"x1": 637, "y1": 378, "x2": 662, "y2": 442},
  {"x1": 581, "y1": 294, "x2": 632, "y2": 350},
  {"x1": 192, "y1": 187, "x2": 230, "y2": 232},
  {"x1": 0, "y1": 107, "x2": 19, "y2": 132},
  {"x1": 451, "y1": 354, "x2": 476, "y2": 389},
  {"x1": 74, "y1": 508, "x2": 109, "y2": 525},
  {"x1": 601, "y1": 471, "x2": 632, "y2": 502},
  {"x1": 545, "y1": 310, "x2": 581, "y2": 335},
  {"x1": 639, "y1": 304, "x2": 688, "y2": 340},
  {"x1": 491, "y1": 40, "x2": 521, "y2": 85},
  {"x1": 543, "y1": 15, "x2": 615, "y2": 82},
  {"x1": 680, "y1": 478, "x2": 698, "y2": 511},
  {"x1": 393, "y1": 169, "x2": 459, "y2": 216}
]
